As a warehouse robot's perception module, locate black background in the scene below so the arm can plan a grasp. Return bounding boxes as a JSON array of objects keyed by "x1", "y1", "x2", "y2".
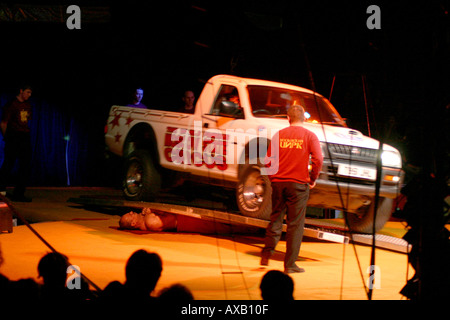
[{"x1": 1, "y1": 1, "x2": 448, "y2": 186}]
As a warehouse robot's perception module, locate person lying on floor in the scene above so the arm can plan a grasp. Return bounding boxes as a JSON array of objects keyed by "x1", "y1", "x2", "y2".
[{"x1": 118, "y1": 208, "x2": 260, "y2": 234}]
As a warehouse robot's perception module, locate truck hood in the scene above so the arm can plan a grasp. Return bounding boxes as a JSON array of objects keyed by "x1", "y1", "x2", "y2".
[{"x1": 255, "y1": 118, "x2": 399, "y2": 152}]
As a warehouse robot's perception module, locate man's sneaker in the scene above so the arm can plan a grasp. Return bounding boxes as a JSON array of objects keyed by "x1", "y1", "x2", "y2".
[{"x1": 284, "y1": 265, "x2": 305, "y2": 274}]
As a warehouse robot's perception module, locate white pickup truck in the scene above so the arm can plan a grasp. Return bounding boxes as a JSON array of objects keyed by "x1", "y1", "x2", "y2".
[{"x1": 105, "y1": 75, "x2": 404, "y2": 233}]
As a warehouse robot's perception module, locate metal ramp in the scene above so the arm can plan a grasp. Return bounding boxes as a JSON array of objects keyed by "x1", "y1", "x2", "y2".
[
  {"x1": 68, "y1": 196, "x2": 409, "y2": 253},
  {"x1": 302, "y1": 218, "x2": 411, "y2": 253}
]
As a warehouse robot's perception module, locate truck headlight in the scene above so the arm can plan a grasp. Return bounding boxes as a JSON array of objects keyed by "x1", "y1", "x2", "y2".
[{"x1": 381, "y1": 150, "x2": 402, "y2": 168}]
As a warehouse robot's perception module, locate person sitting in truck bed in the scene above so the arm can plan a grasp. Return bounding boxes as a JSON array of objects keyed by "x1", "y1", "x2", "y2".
[
  {"x1": 118, "y1": 208, "x2": 259, "y2": 234},
  {"x1": 178, "y1": 90, "x2": 195, "y2": 113},
  {"x1": 127, "y1": 87, "x2": 147, "y2": 109}
]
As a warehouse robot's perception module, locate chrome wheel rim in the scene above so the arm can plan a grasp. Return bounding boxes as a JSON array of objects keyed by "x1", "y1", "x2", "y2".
[{"x1": 126, "y1": 161, "x2": 143, "y2": 195}]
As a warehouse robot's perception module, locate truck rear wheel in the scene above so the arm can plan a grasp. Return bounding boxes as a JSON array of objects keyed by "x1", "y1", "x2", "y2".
[
  {"x1": 123, "y1": 150, "x2": 161, "y2": 201},
  {"x1": 346, "y1": 197, "x2": 393, "y2": 234},
  {"x1": 236, "y1": 164, "x2": 272, "y2": 220}
]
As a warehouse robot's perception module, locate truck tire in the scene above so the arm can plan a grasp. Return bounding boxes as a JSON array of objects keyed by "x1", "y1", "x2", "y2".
[
  {"x1": 123, "y1": 150, "x2": 161, "y2": 201},
  {"x1": 236, "y1": 164, "x2": 272, "y2": 220},
  {"x1": 346, "y1": 197, "x2": 393, "y2": 234}
]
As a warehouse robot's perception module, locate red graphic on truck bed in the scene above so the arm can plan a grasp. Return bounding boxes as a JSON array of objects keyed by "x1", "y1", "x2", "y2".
[{"x1": 164, "y1": 127, "x2": 228, "y2": 170}]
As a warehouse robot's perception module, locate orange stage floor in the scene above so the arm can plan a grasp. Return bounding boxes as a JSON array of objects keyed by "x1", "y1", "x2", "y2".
[{"x1": 0, "y1": 187, "x2": 412, "y2": 301}]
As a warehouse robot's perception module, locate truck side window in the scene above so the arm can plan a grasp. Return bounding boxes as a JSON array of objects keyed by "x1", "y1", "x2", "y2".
[{"x1": 211, "y1": 85, "x2": 244, "y2": 118}]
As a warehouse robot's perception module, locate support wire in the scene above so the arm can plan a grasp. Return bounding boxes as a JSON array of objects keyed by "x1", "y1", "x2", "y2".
[
  {"x1": 0, "y1": 194, "x2": 102, "y2": 293},
  {"x1": 300, "y1": 40, "x2": 372, "y2": 299}
]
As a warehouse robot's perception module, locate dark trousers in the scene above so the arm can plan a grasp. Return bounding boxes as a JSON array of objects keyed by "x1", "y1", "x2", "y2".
[
  {"x1": 262, "y1": 181, "x2": 310, "y2": 269},
  {"x1": 0, "y1": 132, "x2": 32, "y2": 197}
]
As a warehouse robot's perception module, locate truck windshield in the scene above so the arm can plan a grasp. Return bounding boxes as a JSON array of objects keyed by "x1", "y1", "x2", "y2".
[{"x1": 247, "y1": 85, "x2": 346, "y2": 127}]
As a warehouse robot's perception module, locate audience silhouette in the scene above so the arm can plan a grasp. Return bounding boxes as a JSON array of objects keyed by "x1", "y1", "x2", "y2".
[
  {"x1": 37, "y1": 251, "x2": 93, "y2": 305},
  {"x1": 101, "y1": 249, "x2": 163, "y2": 306},
  {"x1": 158, "y1": 283, "x2": 194, "y2": 302},
  {"x1": 1, "y1": 246, "x2": 303, "y2": 312},
  {"x1": 37, "y1": 251, "x2": 70, "y2": 302},
  {"x1": 260, "y1": 269, "x2": 294, "y2": 301}
]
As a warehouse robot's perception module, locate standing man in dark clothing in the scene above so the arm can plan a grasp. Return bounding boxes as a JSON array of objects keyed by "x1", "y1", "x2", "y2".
[
  {"x1": 0, "y1": 84, "x2": 33, "y2": 202},
  {"x1": 261, "y1": 105, "x2": 323, "y2": 274}
]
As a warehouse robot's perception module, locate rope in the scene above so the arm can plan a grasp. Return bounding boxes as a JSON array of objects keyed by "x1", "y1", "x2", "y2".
[
  {"x1": 301, "y1": 42, "x2": 372, "y2": 299},
  {"x1": 0, "y1": 194, "x2": 102, "y2": 292},
  {"x1": 209, "y1": 175, "x2": 253, "y2": 300},
  {"x1": 199, "y1": 79, "x2": 253, "y2": 300}
]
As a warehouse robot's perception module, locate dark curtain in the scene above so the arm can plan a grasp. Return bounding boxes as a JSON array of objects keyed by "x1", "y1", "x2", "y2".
[
  {"x1": 0, "y1": 93, "x2": 111, "y2": 187},
  {"x1": 29, "y1": 97, "x2": 68, "y2": 186}
]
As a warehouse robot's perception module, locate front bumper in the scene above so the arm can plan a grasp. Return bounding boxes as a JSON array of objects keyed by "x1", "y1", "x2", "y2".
[{"x1": 307, "y1": 162, "x2": 404, "y2": 213}]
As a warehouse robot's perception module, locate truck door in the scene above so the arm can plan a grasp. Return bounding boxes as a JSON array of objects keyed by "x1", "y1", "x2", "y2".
[
  {"x1": 202, "y1": 84, "x2": 244, "y2": 126},
  {"x1": 197, "y1": 84, "x2": 245, "y2": 179}
]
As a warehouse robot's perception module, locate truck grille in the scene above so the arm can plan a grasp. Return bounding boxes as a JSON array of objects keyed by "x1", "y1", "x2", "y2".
[
  {"x1": 324, "y1": 143, "x2": 379, "y2": 186},
  {"x1": 327, "y1": 143, "x2": 378, "y2": 162}
]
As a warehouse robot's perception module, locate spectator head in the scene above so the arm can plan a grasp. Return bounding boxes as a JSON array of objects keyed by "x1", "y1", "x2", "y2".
[
  {"x1": 260, "y1": 270, "x2": 294, "y2": 301},
  {"x1": 37, "y1": 252, "x2": 70, "y2": 288},
  {"x1": 125, "y1": 249, "x2": 162, "y2": 295}
]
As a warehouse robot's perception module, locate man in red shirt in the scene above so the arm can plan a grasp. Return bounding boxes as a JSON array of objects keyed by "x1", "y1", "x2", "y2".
[
  {"x1": 0, "y1": 84, "x2": 33, "y2": 202},
  {"x1": 261, "y1": 105, "x2": 323, "y2": 273}
]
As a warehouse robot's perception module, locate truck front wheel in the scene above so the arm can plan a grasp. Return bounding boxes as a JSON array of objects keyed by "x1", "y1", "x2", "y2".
[
  {"x1": 123, "y1": 150, "x2": 161, "y2": 201},
  {"x1": 236, "y1": 164, "x2": 272, "y2": 220},
  {"x1": 346, "y1": 197, "x2": 393, "y2": 234}
]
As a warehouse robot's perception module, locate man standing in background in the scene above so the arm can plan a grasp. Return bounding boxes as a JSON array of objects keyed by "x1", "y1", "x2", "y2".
[{"x1": 0, "y1": 84, "x2": 33, "y2": 202}]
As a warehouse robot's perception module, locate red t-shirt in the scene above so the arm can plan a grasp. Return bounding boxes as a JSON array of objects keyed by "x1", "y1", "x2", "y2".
[
  {"x1": 265, "y1": 125, "x2": 323, "y2": 184},
  {"x1": 1, "y1": 98, "x2": 32, "y2": 133}
]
